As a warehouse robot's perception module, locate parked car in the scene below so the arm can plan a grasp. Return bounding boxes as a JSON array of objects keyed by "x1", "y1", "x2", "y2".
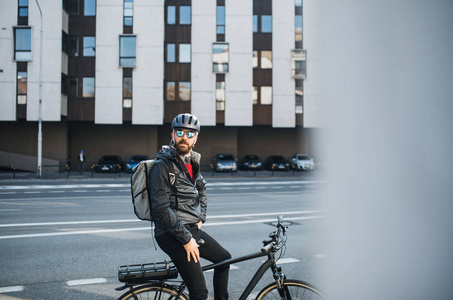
[
  {"x1": 264, "y1": 155, "x2": 290, "y2": 171},
  {"x1": 291, "y1": 154, "x2": 316, "y2": 171},
  {"x1": 126, "y1": 155, "x2": 150, "y2": 172},
  {"x1": 239, "y1": 155, "x2": 263, "y2": 170},
  {"x1": 212, "y1": 154, "x2": 237, "y2": 172},
  {"x1": 94, "y1": 155, "x2": 125, "y2": 172}
]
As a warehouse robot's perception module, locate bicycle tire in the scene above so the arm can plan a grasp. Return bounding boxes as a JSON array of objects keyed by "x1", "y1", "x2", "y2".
[
  {"x1": 255, "y1": 279, "x2": 325, "y2": 300},
  {"x1": 118, "y1": 283, "x2": 189, "y2": 300}
]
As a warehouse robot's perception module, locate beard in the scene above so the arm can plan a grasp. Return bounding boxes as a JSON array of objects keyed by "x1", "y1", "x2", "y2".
[{"x1": 175, "y1": 140, "x2": 191, "y2": 155}]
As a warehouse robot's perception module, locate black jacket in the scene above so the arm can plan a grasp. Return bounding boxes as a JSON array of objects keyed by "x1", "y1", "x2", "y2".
[{"x1": 150, "y1": 145, "x2": 207, "y2": 245}]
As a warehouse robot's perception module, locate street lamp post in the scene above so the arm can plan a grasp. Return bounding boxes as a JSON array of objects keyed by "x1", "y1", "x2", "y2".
[{"x1": 34, "y1": 0, "x2": 43, "y2": 178}]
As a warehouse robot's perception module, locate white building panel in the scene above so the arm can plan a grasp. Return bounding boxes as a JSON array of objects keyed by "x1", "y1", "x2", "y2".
[
  {"x1": 224, "y1": 0, "x2": 253, "y2": 126},
  {"x1": 133, "y1": 0, "x2": 164, "y2": 125},
  {"x1": 27, "y1": 0, "x2": 62, "y2": 121},
  {"x1": 191, "y1": 0, "x2": 217, "y2": 126},
  {"x1": 302, "y1": 0, "x2": 321, "y2": 128},
  {"x1": 272, "y1": 0, "x2": 295, "y2": 128},
  {"x1": 95, "y1": 0, "x2": 123, "y2": 124},
  {"x1": 0, "y1": 1, "x2": 17, "y2": 121}
]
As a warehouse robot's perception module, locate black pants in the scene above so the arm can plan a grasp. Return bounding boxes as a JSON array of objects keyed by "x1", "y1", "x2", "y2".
[{"x1": 155, "y1": 227, "x2": 231, "y2": 300}]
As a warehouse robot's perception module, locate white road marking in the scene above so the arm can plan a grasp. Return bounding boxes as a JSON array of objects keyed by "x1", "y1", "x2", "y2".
[
  {"x1": 0, "y1": 285, "x2": 24, "y2": 293},
  {"x1": 0, "y1": 180, "x2": 324, "y2": 190},
  {"x1": 0, "y1": 211, "x2": 321, "y2": 228},
  {"x1": 277, "y1": 258, "x2": 300, "y2": 264},
  {"x1": 0, "y1": 209, "x2": 22, "y2": 212},
  {"x1": 0, "y1": 219, "x2": 141, "y2": 227},
  {"x1": 314, "y1": 254, "x2": 326, "y2": 259},
  {"x1": 66, "y1": 278, "x2": 107, "y2": 286},
  {"x1": 0, "y1": 216, "x2": 322, "y2": 240}
]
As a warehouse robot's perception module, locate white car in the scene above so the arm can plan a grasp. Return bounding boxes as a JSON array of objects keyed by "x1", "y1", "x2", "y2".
[{"x1": 291, "y1": 154, "x2": 316, "y2": 171}]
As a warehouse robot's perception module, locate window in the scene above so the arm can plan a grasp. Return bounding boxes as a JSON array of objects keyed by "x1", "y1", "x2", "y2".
[
  {"x1": 253, "y1": 15, "x2": 258, "y2": 33},
  {"x1": 17, "y1": 71, "x2": 27, "y2": 104},
  {"x1": 82, "y1": 77, "x2": 95, "y2": 97},
  {"x1": 67, "y1": 0, "x2": 79, "y2": 15},
  {"x1": 84, "y1": 0, "x2": 96, "y2": 16},
  {"x1": 70, "y1": 78, "x2": 78, "y2": 97},
  {"x1": 295, "y1": 79, "x2": 303, "y2": 114},
  {"x1": 217, "y1": 6, "x2": 225, "y2": 34},
  {"x1": 179, "y1": 44, "x2": 191, "y2": 63},
  {"x1": 69, "y1": 36, "x2": 79, "y2": 56},
  {"x1": 124, "y1": 0, "x2": 133, "y2": 27},
  {"x1": 14, "y1": 28, "x2": 32, "y2": 61},
  {"x1": 261, "y1": 51, "x2": 272, "y2": 69},
  {"x1": 62, "y1": 32, "x2": 69, "y2": 54},
  {"x1": 166, "y1": 82, "x2": 175, "y2": 100},
  {"x1": 18, "y1": 0, "x2": 29, "y2": 17},
  {"x1": 83, "y1": 37, "x2": 95, "y2": 56},
  {"x1": 179, "y1": 82, "x2": 191, "y2": 100},
  {"x1": 253, "y1": 51, "x2": 272, "y2": 69},
  {"x1": 167, "y1": 5, "x2": 191, "y2": 25},
  {"x1": 123, "y1": 76, "x2": 132, "y2": 108},
  {"x1": 180, "y1": 6, "x2": 191, "y2": 25},
  {"x1": 252, "y1": 86, "x2": 258, "y2": 104},
  {"x1": 295, "y1": 0, "x2": 302, "y2": 7},
  {"x1": 291, "y1": 49, "x2": 307, "y2": 79},
  {"x1": 120, "y1": 36, "x2": 136, "y2": 67},
  {"x1": 167, "y1": 43, "x2": 175, "y2": 62},
  {"x1": 213, "y1": 43, "x2": 229, "y2": 73},
  {"x1": 295, "y1": 15, "x2": 302, "y2": 42},
  {"x1": 61, "y1": 74, "x2": 68, "y2": 95},
  {"x1": 261, "y1": 15, "x2": 272, "y2": 33},
  {"x1": 260, "y1": 86, "x2": 272, "y2": 105},
  {"x1": 165, "y1": 81, "x2": 191, "y2": 101},
  {"x1": 167, "y1": 6, "x2": 176, "y2": 24},
  {"x1": 216, "y1": 81, "x2": 225, "y2": 111}
]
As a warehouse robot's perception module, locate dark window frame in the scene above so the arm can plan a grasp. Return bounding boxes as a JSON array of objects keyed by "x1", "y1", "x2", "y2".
[
  {"x1": 165, "y1": 80, "x2": 191, "y2": 101},
  {"x1": 119, "y1": 35, "x2": 137, "y2": 67},
  {"x1": 14, "y1": 27, "x2": 32, "y2": 62}
]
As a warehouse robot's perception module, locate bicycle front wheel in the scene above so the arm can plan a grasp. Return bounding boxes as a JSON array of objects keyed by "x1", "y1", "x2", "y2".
[
  {"x1": 118, "y1": 283, "x2": 189, "y2": 300},
  {"x1": 255, "y1": 279, "x2": 325, "y2": 300}
]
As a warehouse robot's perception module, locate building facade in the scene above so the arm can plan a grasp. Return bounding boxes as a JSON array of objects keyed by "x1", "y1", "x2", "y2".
[{"x1": 0, "y1": 0, "x2": 318, "y2": 172}]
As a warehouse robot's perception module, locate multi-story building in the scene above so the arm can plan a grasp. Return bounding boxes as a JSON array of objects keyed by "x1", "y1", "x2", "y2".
[{"x1": 0, "y1": 0, "x2": 317, "y2": 172}]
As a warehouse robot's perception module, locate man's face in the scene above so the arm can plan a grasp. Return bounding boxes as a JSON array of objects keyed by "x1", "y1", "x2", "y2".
[{"x1": 172, "y1": 129, "x2": 198, "y2": 155}]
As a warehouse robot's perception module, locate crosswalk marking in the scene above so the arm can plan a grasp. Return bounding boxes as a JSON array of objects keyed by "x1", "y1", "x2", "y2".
[
  {"x1": 66, "y1": 278, "x2": 107, "y2": 286},
  {"x1": 0, "y1": 285, "x2": 24, "y2": 293}
]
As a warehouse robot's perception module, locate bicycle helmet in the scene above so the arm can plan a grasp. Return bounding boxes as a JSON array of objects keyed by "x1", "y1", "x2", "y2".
[{"x1": 171, "y1": 113, "x2": 201, "y2": 132}]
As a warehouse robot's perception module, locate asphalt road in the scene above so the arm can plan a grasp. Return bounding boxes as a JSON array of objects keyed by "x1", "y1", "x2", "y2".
[{"x1": 0, "y1": 176, "x2": 325, "y2": 300}]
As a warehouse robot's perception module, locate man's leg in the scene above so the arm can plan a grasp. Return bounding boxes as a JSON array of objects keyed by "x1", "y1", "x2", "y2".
[
  {"x1": 156, "y1": 232, "x2": 208, "y2": 300},
  {"x1": 198, "y1": 230, "x2": 231, "y2": 300}
]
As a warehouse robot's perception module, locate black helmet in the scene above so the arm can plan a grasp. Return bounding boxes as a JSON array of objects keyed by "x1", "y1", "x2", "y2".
[{"x1": 171, "y1": 113, "x2": 200, "y2": 132}]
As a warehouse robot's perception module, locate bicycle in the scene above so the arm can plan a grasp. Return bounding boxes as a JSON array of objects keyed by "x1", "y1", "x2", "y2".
[{"x1": 115, "y1": 215, "x2": 325, "y2": 300}]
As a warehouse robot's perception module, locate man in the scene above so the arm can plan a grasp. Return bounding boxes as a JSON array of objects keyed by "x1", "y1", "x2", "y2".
[
  {"x1": 78, "y1": 150, "x2": 85, "y2": 175},
  {"x1": 150, "y1": 113, "x2": 231, "y2": 300}
]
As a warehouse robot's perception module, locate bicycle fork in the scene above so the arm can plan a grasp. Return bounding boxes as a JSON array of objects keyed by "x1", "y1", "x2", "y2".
[{"x1": 271, "y1": 263, "x2": 292, "y2": 300}]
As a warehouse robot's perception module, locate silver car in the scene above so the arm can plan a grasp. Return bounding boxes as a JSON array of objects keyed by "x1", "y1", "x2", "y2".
[{"x1": 291, "y1": 154, "x2": 316, "y2": 171}]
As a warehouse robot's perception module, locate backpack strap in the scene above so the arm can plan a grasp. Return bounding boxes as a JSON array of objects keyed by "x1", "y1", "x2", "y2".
[{"x1": 159, "y1": 156, "x2": 178, "y2": 210}]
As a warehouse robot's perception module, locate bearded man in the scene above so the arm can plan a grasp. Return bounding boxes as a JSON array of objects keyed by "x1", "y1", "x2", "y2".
[{"x1": 150, "y1": 113, "x2": 231, "y2": 300}]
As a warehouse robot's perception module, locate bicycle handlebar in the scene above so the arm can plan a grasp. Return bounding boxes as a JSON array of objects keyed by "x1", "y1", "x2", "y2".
[{"x1": 260, "y1": 214, "x2": 287, "y2": 254}]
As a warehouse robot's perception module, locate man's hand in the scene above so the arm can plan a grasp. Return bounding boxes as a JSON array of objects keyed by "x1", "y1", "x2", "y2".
[
  {"x1": 196, "y1": 221, "x2": 203, "y2": 230},
  {"x1": 183, "y1": 238, "x2": 200, "y2": 263}
]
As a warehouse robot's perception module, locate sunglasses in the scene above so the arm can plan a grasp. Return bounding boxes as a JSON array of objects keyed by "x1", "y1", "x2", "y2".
[{"x1": 175, "y1": 130, "x2": 197, "y2": 139}]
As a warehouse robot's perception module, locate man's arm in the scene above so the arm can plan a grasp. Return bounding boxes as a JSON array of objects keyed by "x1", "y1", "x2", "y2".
[{"x1": 197, "y1": 174, "x2": 208, "y2": 223}]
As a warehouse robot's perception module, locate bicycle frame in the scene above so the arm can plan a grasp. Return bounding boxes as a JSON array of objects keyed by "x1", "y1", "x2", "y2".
[{"x1": 201, "y1": 248, "x2": 279, "y2": 300}]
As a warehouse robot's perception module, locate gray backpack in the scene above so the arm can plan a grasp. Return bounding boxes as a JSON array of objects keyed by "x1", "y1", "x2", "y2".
[{"x1": 130, "y1": 158, "x2": 176, "y2": 221}]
